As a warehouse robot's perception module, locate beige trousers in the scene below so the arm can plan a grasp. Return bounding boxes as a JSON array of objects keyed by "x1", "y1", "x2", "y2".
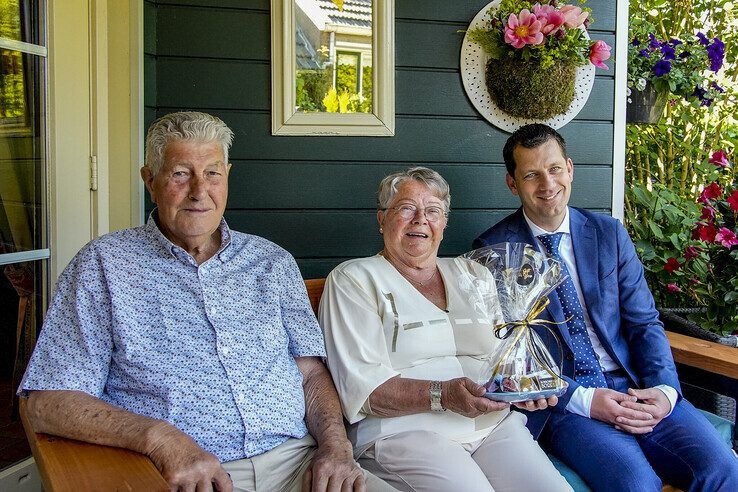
[
  {"x1": 222, "y1": 434, "x2": 397, "y2": 492},
  {"x1": 358, "y1": 412, "x2": 572, "y2": 492}
]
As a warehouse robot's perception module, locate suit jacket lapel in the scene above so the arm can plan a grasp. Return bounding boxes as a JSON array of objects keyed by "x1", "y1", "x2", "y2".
[{"x1": 570, "y1": 208, "x2": 600, "y2": 318}]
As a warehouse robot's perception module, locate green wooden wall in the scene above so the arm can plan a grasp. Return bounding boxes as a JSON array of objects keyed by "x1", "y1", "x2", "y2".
[{"x1": 144, "y1": 0, "x2": 617, "y2": 278}]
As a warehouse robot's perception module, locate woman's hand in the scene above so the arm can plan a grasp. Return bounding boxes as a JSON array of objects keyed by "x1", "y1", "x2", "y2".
[
  {"x1": 512, "y1": 395, "x2": 558, "y2": 411},
  {"x1": 441, "y1": 378, "x2": 508, "y2": 418}
]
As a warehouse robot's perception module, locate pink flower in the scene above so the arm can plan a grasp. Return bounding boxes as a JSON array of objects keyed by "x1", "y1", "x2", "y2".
[
  {"x1": 589, "y1": 40, "x2": 611, "y2": 69},
  {"x1": 684, "y1": 245, "x2": 701, "y2": 260},
  {"x1": 700, "y1": 205, "x2": 716, "y2": 220},
  {"x1": 533, "y1": 4, "x2": 565, "y2": 35},
  {"x1": 715, "y1": 227, "x2": 738, "y2": 248},
  {"x1": 728, "y1": 190, "x2": 738, "y2": 212},
  {"x1": 560, "y1": 5, "x2": 589, "y2": 28},
  {"x1": 664, "y1": 257, "x2": 681, "y2": 273},
  {"x1": 698, "y1": 182, "x2": 722, "y2": 204},
  {"x1": 666, "y1": 283, "x2": 681, "y2": 293},
  {"x1": 693, "y1": 222, "x2": 717, "y2": 242},
  {"x1": 504, "y1": 10, "x2": 544, "y2": 49},
  {"x1": 709, "y1": 150, "x2": 730, "y2": 168}
]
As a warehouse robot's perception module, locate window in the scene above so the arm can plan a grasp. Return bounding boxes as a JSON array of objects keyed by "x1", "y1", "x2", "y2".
[
  {"x1": 0, "y1": 0, "x2": 48, "y2": 471},
  {"x1": 272, "y1": 0, "x2": 394, "y2": 135}
]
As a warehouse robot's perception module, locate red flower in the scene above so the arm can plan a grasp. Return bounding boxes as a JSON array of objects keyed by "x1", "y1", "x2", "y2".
[
  {"x1": 693, "y1": 222, "x2": 717, "y2": 242},
  {"x1": 666, "y1": 283, "x2": 681, "y2": 293},
  {"x1": 728, "y1": 190, "x2": 738, "y2": 212},
  {"x1": 664, "y1": 257, "x2": 682, "y2": 272},
  {"x1": 715, "y1": 227, "x2": 738, "y2": 248},
  {"x1": 684, "y1": 245, "x2": 701, "y2": 260},
  {"x1": 698, "y1": 182, "x2": 722, "y2": 204},
  {"x1": 700, "y1": 205, "x2": 716, "y2": 220},
  {"x1": 709, "y1": 150, "x2": 730, "y2": 168}
]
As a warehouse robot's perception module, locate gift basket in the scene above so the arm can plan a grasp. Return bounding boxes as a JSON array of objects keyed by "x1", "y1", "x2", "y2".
[{"x1": 458, "y1": 243, "x2": 569, "y2": 402}]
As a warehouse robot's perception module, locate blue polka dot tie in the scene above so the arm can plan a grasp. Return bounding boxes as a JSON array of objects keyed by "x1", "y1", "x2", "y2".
[{"x1": 539, "y1": 233, "x2": 607, "y2": 388}]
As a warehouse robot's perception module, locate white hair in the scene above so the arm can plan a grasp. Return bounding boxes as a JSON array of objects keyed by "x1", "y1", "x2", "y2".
[
  {"x1": 144, "y1": 111, "x2": 234, "y2": 175},
  {"x1": 377, "y1": 166, "x2": 451, "y2": 211}
]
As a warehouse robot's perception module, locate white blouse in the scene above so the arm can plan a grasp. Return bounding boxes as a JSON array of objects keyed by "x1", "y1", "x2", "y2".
[{"x1": 319, "y1": 255, "x2": 509, "y2": 451}]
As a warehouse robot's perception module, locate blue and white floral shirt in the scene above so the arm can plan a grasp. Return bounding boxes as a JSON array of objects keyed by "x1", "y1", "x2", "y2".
[{"x1": 20, "y1": 213, "x2": 325, "y2": 461}]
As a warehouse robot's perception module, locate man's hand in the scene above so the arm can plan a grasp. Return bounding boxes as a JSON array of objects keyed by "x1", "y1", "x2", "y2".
[
  {"x1": 614, "y1": 387, "x2": 671, "y2": 434},
  {"x1": 513, "y1": 395, "x2": 558, "y2": 411},
  {"x1": 302, "y1": 443, "x2": 365, "y2": 492},
  {"x1": 589, "y1": 388, "x2": 654, "y2": 434},
  {"x1": 442, "y1": 378, "x2": 509, "y2": 418},
  {"x1": 145, "y1": 421, "x2": 233, "y2": 492}
]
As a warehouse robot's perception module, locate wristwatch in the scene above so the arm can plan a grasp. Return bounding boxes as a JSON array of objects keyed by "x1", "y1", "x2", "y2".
[{"x1": 430, "y1": 380, "x2": 445, "y2": 412}]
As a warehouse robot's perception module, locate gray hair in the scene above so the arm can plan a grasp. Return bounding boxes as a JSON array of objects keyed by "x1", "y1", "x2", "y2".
[
  {"x1": 377, "y1": 166, "x2": 451, "y2": 212},
  {"x1": 144, "y1": 111, "x2": 234, "y2": 175}
]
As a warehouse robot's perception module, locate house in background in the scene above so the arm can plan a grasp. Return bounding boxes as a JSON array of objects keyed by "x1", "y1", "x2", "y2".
[{"x1": 295, "y1": 0, "x2": 373, "y2": 112}]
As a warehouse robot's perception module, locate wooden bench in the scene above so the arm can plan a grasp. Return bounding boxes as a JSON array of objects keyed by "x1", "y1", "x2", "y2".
[{"x1": 20, "y1": 278, "x2": 736, "y2": 491}]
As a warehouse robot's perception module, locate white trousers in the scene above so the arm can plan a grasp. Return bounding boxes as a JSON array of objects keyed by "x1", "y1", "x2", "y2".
[
  {"x1": 222, "y1": 434, "x2": 397, "y2": 492},
  {"x1": 358, "y1": 411, "x2": 572, "y2": 492}
]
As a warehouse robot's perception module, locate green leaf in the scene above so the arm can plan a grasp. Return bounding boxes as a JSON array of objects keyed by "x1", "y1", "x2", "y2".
[{"x1": 648, "y1": 221, "x2": 665, "y2": 240}]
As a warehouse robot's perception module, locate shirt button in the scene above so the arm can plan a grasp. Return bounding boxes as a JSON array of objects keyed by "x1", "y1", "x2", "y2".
[{"x1": 222, "y1": 347, "x2": 230, "y2": 356}]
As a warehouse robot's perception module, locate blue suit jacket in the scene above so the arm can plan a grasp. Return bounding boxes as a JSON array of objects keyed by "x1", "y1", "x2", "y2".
[{"x1": 473, "y1": 207, "x2": 681, "y2": 438}]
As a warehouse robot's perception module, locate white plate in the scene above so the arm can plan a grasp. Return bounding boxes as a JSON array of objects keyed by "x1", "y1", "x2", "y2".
[{"x1": 460, "y1": 0, "x2": 596, "y2": 132}]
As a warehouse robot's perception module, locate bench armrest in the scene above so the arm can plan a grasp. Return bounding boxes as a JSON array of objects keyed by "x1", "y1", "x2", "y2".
[
  {"x1": 19, "y1": 398, "x2": 169, "y2": 492},
  {"x1": 666, "y1": 331, "x2": 738, "y2": 379}
]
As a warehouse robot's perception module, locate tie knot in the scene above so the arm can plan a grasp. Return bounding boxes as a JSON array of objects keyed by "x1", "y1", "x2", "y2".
[{"x1": 539, "y1": 233, "x2": 564, "y2": 256}]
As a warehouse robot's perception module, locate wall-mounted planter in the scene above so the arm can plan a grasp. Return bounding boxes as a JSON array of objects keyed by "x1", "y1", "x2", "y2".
[{"x1": 627, "y1": 83, "x2": 668, "y2": 124}]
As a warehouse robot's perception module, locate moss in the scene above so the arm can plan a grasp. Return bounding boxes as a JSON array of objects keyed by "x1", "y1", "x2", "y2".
[{"x1": 486, "y1": 59, "x2": 576, "y2": 119}]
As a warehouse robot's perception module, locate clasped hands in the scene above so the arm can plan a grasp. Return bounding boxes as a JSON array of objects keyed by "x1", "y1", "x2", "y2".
[
  {"x1": 590, "y1": 387, "x2": 671, "y2": 434},
  {"x1": 441, "y1": 377, "x2": 558, "y2": 418}
]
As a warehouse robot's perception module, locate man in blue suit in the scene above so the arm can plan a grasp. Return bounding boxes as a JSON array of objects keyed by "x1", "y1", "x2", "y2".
[{"x1": 474, "y1": 124, "x2": 738, "y2": 491}]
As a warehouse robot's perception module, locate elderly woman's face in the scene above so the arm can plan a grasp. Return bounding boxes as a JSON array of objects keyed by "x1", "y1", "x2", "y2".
[{"x1": 378, "y1": 180, "x2": 447, "y2": 265}]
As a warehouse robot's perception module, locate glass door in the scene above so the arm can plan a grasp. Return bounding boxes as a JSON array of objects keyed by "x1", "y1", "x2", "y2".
[{"x1": 0, "y1": 0, "x2": 48, "y2": 471}]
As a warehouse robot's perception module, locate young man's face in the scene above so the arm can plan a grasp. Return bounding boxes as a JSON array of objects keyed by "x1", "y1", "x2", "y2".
[{"x1": 506, "y1": 138, "x2": 574, "y2": 231}]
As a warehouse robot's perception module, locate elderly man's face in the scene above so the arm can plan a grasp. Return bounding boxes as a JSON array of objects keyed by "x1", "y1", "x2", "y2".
[{"x1": 142, "y1": 140, "x2": 230, "y2": 251}]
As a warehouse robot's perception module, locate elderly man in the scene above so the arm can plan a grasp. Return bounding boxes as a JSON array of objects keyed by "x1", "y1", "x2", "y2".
[
  {"x1": 473, "y1": 123, "x2": 738, "y2": 491},
  {"x1": 20, "y1": 112, "x2": 393, "y2": 492}
]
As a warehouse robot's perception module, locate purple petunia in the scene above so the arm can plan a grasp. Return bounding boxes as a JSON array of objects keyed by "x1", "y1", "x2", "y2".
[
  {"x1": 707, "y1": 38, "x2": 725, "y2": 72},
  {"x1": 697, "y1": 32, "x2": 709, "y2": 45},
  {"x1": 711, "y1": 81, "x2": 725, "y2": 93},
  {"x1": 692, "y1": 85, "x2": 713, "y2": 106},
  {"x1": 653, "y1": 60, "x2": 672, "y2": 76},
  {"x1": 639, "y1": 49, "x2": 651, "y2": 58},
  {"x1": 660, "y1": 44, "x2": 675, "y2": 60},
  {"x1": 669, "y1": 38, "x2": 683, "y2": 46},
  {"x1": 631, "y1": 37, "x2": 641, "y2": 46},
  {"x1": 648, "y1": 33, "x2": 661, "y2": 50},
  {"x1": 679, "y1": 50, "x2": 691, "y2": 59}
]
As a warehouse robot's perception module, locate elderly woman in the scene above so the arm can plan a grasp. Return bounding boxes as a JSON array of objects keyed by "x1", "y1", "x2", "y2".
[{"x1": 318, "y1": 167, "x2": 571, "y2": 491}]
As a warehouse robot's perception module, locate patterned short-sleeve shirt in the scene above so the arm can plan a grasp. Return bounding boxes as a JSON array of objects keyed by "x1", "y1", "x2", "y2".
[{"x1": 20, "y1": 213, "x2": 326, "y2": 461}]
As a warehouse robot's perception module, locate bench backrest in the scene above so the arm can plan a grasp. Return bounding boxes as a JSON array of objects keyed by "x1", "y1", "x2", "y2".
[{"x1": 304, "y1": 278, "x2": 326, "y2": 316}]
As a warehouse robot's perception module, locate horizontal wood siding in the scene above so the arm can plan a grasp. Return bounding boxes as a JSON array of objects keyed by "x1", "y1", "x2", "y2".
[{"x1": 146, "y1": 0, "x2": 617, "y2": 278}]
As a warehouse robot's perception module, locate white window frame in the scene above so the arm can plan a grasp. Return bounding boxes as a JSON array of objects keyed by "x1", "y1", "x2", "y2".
[{"x1": 271, "y1": 0, "x2": 395, "y2": 136}]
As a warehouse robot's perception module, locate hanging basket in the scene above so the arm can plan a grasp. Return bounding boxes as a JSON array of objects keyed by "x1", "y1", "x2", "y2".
[
  {"x1": 626, "y1": 82, "x2": 668, "y2": 124},
  {"x1": 485, "y1": 59, "x2": 577, "y2": 120}
]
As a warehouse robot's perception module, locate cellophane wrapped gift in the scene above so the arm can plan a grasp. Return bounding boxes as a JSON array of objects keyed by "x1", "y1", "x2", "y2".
[{"x1": 457, "y1": 243, "x2": 569, "y2": 402}]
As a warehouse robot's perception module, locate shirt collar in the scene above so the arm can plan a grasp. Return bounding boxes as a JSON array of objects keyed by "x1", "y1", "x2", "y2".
[
  {"x1": 522, "y1": 207, "x2": 571, "y2": 237},
  {"x1": 145, "y1": 209, "x2": 233, "y2": 262}
]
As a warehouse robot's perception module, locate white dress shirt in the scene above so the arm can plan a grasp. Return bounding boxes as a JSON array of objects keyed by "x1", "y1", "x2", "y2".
[{"x1": 523, "y1": 208, "x2": 677, "y2": 418}]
